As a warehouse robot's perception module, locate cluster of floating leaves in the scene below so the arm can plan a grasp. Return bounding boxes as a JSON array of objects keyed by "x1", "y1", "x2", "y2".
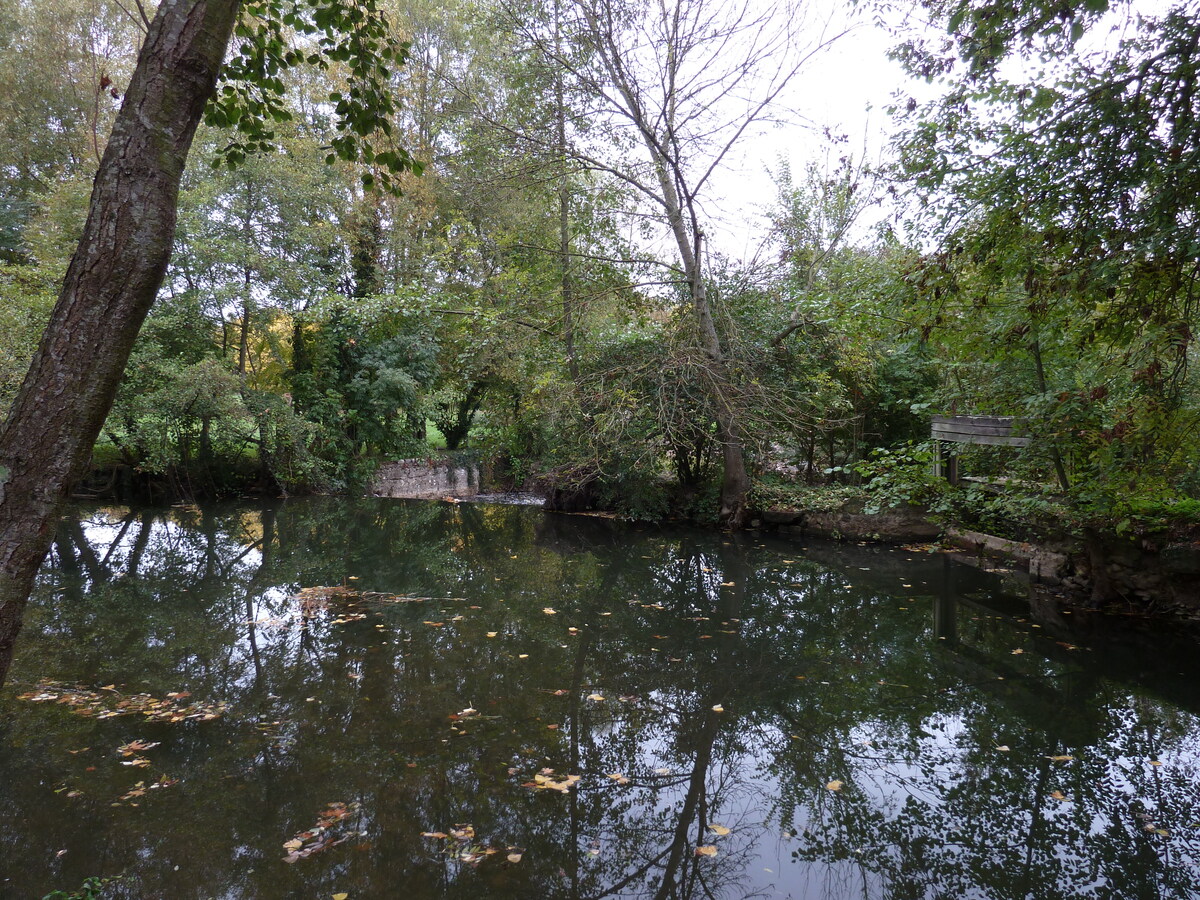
[
  {"x1": 419, "y1": 824, "x2": 523, "y2": 865},
  {"x1": 116, "y1": 775, "x2": 178, "y2": 805},
  {"x1": 18, "y1": 682, "x2": 226, "y2": 723},
  {"x1": 522, "y1": 769, "x2": 581, "y2": 792},
  {"x1": 282, "y1": 801, "x2": 362, "y2": 864}
]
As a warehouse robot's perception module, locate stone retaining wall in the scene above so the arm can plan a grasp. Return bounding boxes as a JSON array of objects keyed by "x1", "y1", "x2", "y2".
[{"x1": 369, "y1": 458, "x2": 480, "y2": 500}]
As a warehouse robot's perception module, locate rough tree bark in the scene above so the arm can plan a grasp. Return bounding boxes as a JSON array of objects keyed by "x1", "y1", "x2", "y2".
[{"x1": 0, "y1": 0, "x2": 241, "y2": 686}]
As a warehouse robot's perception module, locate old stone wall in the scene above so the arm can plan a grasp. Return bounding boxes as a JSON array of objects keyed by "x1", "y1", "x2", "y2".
[{"x1": 369, "y1": 458, "x2": 480, "y2": 500}]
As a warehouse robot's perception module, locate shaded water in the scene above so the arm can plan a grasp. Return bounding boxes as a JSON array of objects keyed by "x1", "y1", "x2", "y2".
[{"x1": 3, "y1": 498, "x2": 1200, "y2": 899}]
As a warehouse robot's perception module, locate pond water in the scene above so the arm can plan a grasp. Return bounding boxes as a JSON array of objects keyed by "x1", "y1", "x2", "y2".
[{"x1": 3, "y1": 498, "x2": 1200, "y2": 899}]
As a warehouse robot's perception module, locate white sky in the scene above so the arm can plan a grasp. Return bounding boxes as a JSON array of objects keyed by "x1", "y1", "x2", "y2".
[
  {"x1": 698, "y1": 0, "x2": 1176, "y2": 263},
  {"x1": 683, "y1": 1, "x2": 919, "y2": 263}
]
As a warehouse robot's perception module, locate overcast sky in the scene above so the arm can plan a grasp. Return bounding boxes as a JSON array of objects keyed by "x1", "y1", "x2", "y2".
[{"x1": 697, "y1": 1, "x2": 916, "y2": 262}]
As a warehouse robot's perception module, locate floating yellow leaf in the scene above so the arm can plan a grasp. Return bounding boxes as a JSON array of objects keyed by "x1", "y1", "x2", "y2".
[
  {"x1": 586, "y1": 693, "x2": 605, "y2": 702},
  {"x1": 695, "y1": 845, "x2": 718, "y2": 857},
  {"x1": 709, "y1": 824, "x2": 730, "y2": 836},
  {"x1": 712, "y1": 704, "x2": 724, "y2": 713},
  {"x1": 826, "y1": 780, "x2": 844, "y2": 791},
  {"x1": 507, "y1": 851, "x2": 523, "y2": 863},
  {"x1": 333, "y1": 894, "x2": 349, "y2": 900},
  {"x1": 1010, "y1": 649, "x2": 1024, "y2": 655},
  {"x1": 1047, "y1": 755, "x2": 1075, "y2": 762},
  {"x1": 542, "y1": 608, "x2": 557, "y2": 615},
  {"x1": 486, "y1": 632, "x2": 498, "y2": 638},
  {"x1": 1050, "y1": 790, "x2": 1067, "y2": 801},
  {"x1": 995, "y1": 745, "x2": 1011, "y2": 752},
  {"x1": 1150, "y1": 760, "x2": 1163, "y2": 766}
]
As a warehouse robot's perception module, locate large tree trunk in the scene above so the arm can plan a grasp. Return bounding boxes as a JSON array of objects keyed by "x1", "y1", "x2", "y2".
[{"x1": 0, "y1": 0, "x2": 240, "y2": 686}]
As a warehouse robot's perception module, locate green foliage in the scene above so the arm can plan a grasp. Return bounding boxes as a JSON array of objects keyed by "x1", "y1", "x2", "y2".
[
  {"x1": 207, "y1": 0, "x2": 422, "y2": 191},
  {"x1": 893, "y1": 1, "x2": 1200, "y2": 530},
  {"x1": 290, "y1": 298, "x2": 440, "y2": 476},
  {"x1": 750, "y1": 477, "x2": 867, "y2": 514},
  {"x1": 0, "y1": 264, "x2": 55, "y2": 416},
  {"x1": 852, "y1": 443, "x2": 948, "y2": 515},
  {"x1": 42, "y1": 876, "x2": 117, "y2": 900}
]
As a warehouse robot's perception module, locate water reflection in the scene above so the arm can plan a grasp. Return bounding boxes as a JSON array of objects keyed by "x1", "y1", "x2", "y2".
[{"x1": 1, "y1": 498, "x2": 1198, "y2": 899}]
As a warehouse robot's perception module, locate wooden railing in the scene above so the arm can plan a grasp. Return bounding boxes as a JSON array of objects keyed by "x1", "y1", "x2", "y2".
[{"x1": 931, "y1": 415, "x2": 1030, "y2": 484}]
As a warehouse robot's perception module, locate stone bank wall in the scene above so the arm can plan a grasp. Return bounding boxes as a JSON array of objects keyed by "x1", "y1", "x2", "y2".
[{"x1": 370, "y1": 458, "x2": 480, "y2": 500}]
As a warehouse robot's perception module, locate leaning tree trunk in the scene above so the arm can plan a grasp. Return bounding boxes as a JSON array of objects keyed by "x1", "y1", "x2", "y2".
[{"x1": 0, "y1": 0, "x2": 240, "y2": 686}]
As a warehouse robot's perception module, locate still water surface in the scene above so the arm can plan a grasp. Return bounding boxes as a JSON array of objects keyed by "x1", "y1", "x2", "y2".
[{"x1": 3, "y1": 498, "x2": 1200, "y2": 899}]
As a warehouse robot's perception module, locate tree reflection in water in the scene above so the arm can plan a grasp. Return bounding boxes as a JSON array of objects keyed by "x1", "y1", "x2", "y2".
[{"x1": 1, "y1": 498, "x2": 1198, "y2": 899}]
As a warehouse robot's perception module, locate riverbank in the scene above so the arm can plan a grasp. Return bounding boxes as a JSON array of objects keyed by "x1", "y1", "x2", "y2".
[{"x1": 753, "y1": 495, "x2": 1200, "y2": 620}]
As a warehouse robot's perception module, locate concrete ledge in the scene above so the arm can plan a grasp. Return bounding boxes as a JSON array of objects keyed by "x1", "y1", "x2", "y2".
[
  {"x1": 370, "y1": 458, "x2": 479, "y2": 500},
  {"x1": 945, "y1": 527, "x2": 1071, "y2": 582}
]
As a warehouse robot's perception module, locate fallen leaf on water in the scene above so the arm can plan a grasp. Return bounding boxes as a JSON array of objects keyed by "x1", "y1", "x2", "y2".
[
  {"x1": 1047, "y1": 755, "x2": 1075, "y2": 762},
  {"x1": 1150, "y1": 760, "x2": 1164, "y2": 766},
  {"x1": 712, "y1": 704, "x2": 724, "y2": 713},
  {"x1": 1050, "y1": 790, "x2": 1067, "y2": 801},
  {"x1": 542, "y1": 608, "x2": 557, "y2": 615},
  {"x1": 995, "y1": 745, "x2": 1011, "y2": 752},
  {"x1": 1010, "y1": 649, "x2": 1024, "y2": 655},
  {"x1": 709, "y1": 824, "x2": 730, "y2": 836},
  {"x1": 607, "y1": 773, "x2": 630, "y2": 784},
  {"x1": 695, "y1": 845, "x2": 718, "y2": 857},
  {"x1": 486, "y1": 632, "x2": 498, "y2": 638},
  {"x1": 826, "y1": 780, "x2": 844, "y2": 791},
  {"x1": 507, "y1": 850, "x2": 523, "y2": 863},
  {"x1": 421, "y1": 832, "x2": 448, "y2": 839},
  {"x1": 333, "y1": 894, "x2": 349, "y2": 900},
  {"x1": 518, "y1": 654, "x2": 529, "y2": 659},
  {"x1": 586, "y1": 694, "x2": 605, "y2": 702}
]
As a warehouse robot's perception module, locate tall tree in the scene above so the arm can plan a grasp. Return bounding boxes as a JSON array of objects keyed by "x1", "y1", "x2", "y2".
[
  {"x1": 0, "y1": 0, "x2": 416, "y2": 686},
  {"x1": 515, "y1": 0, "x2": 843, "y2": 525}
]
